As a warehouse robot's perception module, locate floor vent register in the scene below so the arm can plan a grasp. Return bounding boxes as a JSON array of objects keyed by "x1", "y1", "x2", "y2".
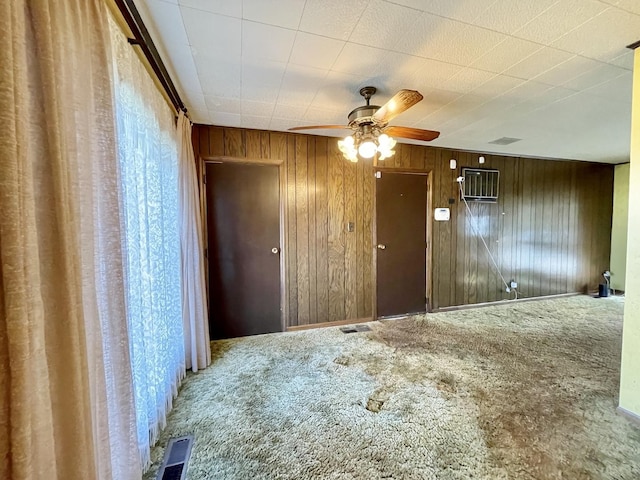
[
  {"x1": 156, "y1": 435, "x2": 194, "y2": 480},
  {"x1": 340, "y1": 324, "x2": 372, "y2": 334}
]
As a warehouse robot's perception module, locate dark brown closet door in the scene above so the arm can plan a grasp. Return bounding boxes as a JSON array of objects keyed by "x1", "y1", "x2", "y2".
[
  {"x1": 206, "y1": 162, "x2": 281, "y2": 339},
  {"x1": 376, "y1": 172, "x2": 427, "y2": 317}
]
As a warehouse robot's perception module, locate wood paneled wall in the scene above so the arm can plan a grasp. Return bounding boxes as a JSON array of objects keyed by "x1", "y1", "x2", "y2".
[
  {"x1": 378, "y1": 147, "x2": 614, "y2": 309},
  {"x1": 193, "y1": 125, "x2": 614, "y2": 326},
  {"x1": 193, "y1": 125, "x2": 373, "y2": 327}
]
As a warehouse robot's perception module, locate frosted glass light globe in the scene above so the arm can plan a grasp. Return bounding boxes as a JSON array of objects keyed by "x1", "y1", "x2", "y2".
[
  {"x1": 378, "y1": 134, "x2": 396, "y2": 149},
  {"x1": 358, "y1": 140, "x2": 377, "y2": 159}
]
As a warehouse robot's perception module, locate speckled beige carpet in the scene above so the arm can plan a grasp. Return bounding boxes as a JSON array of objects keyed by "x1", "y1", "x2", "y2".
[{"x1": 145, "y1": 295, "x2": 640, "y2": 480}]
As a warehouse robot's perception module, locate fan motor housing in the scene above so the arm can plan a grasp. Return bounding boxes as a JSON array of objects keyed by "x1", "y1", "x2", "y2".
[{"x1": 347, "y1": 105, "x2": 384, "y2": 127}]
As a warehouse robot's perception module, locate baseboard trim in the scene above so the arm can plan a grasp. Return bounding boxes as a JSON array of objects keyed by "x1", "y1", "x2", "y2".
[
  {"x1": 617, "y1": 406, "x2": 640, "y2": 428},
  {"x1": 433, "y1": 292, "x2": 582, "y2": 313},
  {"x1": 287, "y1": 317, "x2": 374, "y2": 332},
  {"x1": 288, "y1": 292, "x2": 614, "y2": 328}
]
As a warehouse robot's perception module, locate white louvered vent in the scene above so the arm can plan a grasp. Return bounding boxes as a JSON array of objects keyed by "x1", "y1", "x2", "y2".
[{"x1": 461, "y1": 168, "x2": 499, "y2": 203}]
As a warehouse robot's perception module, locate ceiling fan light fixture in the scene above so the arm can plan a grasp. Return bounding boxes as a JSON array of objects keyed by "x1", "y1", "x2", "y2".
[
  {"x1": 358, "y1": 139, "x2": 378, "y2": 159},
  {"x1": 290, "y1": 87, "x2": 440, "y2": 154},
  {"x1": 338, "y1": 136, "x2": 358, "y2": 162},
  {"x1": 377, "y1": 133, "x2": 396, "y2": 150},
  {"x1": 338, "y1": 131, "x2": 397, "y2": 162},
  {"x1": 377, "y1": 134, "x2": 396, "y2": 160}
]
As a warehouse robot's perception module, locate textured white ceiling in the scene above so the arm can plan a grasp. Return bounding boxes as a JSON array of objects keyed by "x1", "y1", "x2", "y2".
[{"x1": 136, "y1": 0, "x2": 639, "y2": 163}]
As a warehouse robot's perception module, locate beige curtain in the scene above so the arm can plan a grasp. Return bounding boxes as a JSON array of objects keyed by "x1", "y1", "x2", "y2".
[
  {"x1": 178, "y1": 111, "x2": 211, "y2": 371},
  {"x1": 0, "y1": 1, "x2": 140, "y2": 479}
]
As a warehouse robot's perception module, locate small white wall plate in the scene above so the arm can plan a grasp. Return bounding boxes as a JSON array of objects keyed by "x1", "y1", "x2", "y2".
[{"x1": 434, "y1": 208, "x2": 450, "y2": 221}]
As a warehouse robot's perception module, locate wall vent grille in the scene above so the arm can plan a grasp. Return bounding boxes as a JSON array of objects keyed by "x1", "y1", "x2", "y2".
[
  {"x1": 156, "y1": 435, "x2": 194, "y2": 480},
  {"x1": 462, "y1": 168, "x2": 499, "y2": 203}
]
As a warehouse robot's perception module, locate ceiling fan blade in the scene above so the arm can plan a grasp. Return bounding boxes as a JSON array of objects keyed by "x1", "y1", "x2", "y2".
[
  {"x1": 372, "y1": 89, "x2": 423, "y2": 124},
  {"x1": 288, "y1": 125, "x2": 349, "y2": 131},
  {"x1": 385, "y1": 126, "x2": 440, "y2": 142}
]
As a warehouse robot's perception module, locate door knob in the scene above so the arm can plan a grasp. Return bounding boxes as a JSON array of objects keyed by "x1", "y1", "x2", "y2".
[
  {"x1": 271, "y1": 247, "x2": 280, "y2": 254},
  {"x1": 377, "y1": 244, "x2": 386, "y2": 250}
]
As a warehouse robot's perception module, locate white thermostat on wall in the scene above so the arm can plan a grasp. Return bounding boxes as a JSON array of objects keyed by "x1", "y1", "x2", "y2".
[{"x1": 434, "y1": 208, "x2": 450, "y2": 221}]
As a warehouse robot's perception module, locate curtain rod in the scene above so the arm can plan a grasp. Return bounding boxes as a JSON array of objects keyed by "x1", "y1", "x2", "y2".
[
  {"x1": 627, "y1": 40, "x2": 640, "y2": 50},
  {"x1": 113, "y1": 0, "x2": 186, "y2": 114}
]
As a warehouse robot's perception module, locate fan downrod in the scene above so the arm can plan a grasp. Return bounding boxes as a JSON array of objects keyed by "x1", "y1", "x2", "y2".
[{"x1": 359, "y1": 86, "x2": 377, "y2": 106}]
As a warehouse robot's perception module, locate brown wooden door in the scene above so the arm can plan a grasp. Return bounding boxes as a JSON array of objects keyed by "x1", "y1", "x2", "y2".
[
  {"x1": 206, "y1": 162, "x2": 281, "y2": 339},
  {"x1": 376, "y1": 172, "x2": 427, "y2": 317}
]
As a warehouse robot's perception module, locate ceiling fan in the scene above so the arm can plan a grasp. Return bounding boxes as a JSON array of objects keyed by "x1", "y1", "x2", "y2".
[{"x1": 288, "y1": 86, "x2": 440, "y2": 162}]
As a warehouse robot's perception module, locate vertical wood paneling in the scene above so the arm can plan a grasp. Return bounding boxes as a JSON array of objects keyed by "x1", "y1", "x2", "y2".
[
  {"x1": 467, "y1": 164, "x2": 478, "y2": 305},
  {"x1": 386, "y1": 147, "x2": 399, "y2": 169},
  {"x1": 596, "y1": 166, "x2": 614, "y2": 287},
  {"x1": 520, "y1": 157, "x2": 534, "y2": 298},
  {"x1": 568, "y1": 163, "x2": 579, "y2": 291},
  {"x1": 356, "y1": 157, "x2": 365, "y2": 317},
  {"x1": 328, "y1": 144, "x2": 346, "y2": 322},
  {"x1": 544, "y1": 160, "x2": 556, "y2": 296},
  {"x1": 432, "y1": 150, "x2": 443, "y2": 308},
  {"x1": 488, "y1": 155, "x2": 502, "y2": 301},
  {"x1": 270, "y1": 132, "x2": 287, "y2": 160},
  {"x1": 363, "y1": 160, "x2": 374, "y2": 317},
  {"x1": 558, "y1": 162, "x2": 571, "y2": 293},
  {"x1": 512, "y1": 157, "x2": 521, "y2": 289},
  {"x1": 455, "y1": 153, "x2": 467, "y2": 307},
  {"x1": 286, "y1": 136, "x2": 298, "y2": 325},
  {"x1": 194, "y1": 124, "x2": 615, "y2": 325},
  {"x1": 192, "y1": 126, "x2": 200, "y2": 159},
  {"x1": 546, "y1": 161, "x2": 557, "y2": 294},
  {"x1": 209, "y1": 127, "x2": 224, "y2": 156},
  {"x1": 198, "y1": 126, "x2": 210, "y2": 156},
  {"x1": 425, "y1": 148, "x2": 437, "y2": 172},
  {"x1": 533, "y1": 160, "x2": 545, "y2": 297},
  {"x1": 307, "y1": 139, "x2": 318, "y2": 325},
  {"x1": 527, "y1": 159, "x2": 538, "y2": 297},
  {"x1": 551, "y1": 162, "x2": 562, "y2": 294},
  {"x1": 261, "y1": 131, "x2": 270, "y2": 159},
  {"x1": 246, "y1": 130, "x2": 262, "y2": 159},
  {"x1": 483, "y1": 161, "x2": 494, "y2": 301},
  {"x1": 476, "y1": 156, "x2": 490, "y2": 302},
  {"x1": 581, "y1": 164, "x2": 596, "y2": 290},
  {"x1": 501, "y1": 157, "x2": 515, "y2": 291},
  {"x1": 295, "y1": 137, "x2": 310, "y2": 325},
  {"x1": 344, "y1": 158, "x2": 358, "y2": 319},
  {"x1": 224, "y1": 128, "x2": 245, "y2": 157},
  {"x1": 399, "y1": 144, "x2": 411, "y2": 169},
  {"x1": 448, "y1": 156, "x2": 458, "y2": 307},
  {"x1": 590, "y1": 169, "x2": 601, "y2": 285},
  {"x1": 545, "y1": 162, "x2": 562, "y2": 295},
  {"x1": 592, "y1": 166, "x2": 604, "y2": 287},
  {"x1": 411, "y1": 145, "x2": 425, "y2": 170},
  {"x1": 315, "y1": 138, "x2": 330, "y2": 323},
  {"x1": 438, "y1": 150, "x2": 452, "y2": 309}
]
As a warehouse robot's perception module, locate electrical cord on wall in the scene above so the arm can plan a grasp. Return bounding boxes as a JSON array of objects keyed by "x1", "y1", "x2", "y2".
[{"x1": 457, "y1": 178, "x2": 518, "y2": 300}]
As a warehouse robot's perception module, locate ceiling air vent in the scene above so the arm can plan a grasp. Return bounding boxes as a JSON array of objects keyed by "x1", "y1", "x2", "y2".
[
  {"x1": 461, "y1": 168, "x2": 499, "y2": 203},
  {"x1": 488, "y1": 137, "x2": 521, "y2": 145},
  {"x1": 156, "y1": 435, "x2": 194, "y2": 480}
]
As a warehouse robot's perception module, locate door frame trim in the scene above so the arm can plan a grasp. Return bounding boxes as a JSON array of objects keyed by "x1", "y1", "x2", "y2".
[
  {"x1": 373, "y1": 167, "x2": 433, "y2": 318},
  {"x1": 200, "y1": 155, "x2": 288, "y2": 332}
]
